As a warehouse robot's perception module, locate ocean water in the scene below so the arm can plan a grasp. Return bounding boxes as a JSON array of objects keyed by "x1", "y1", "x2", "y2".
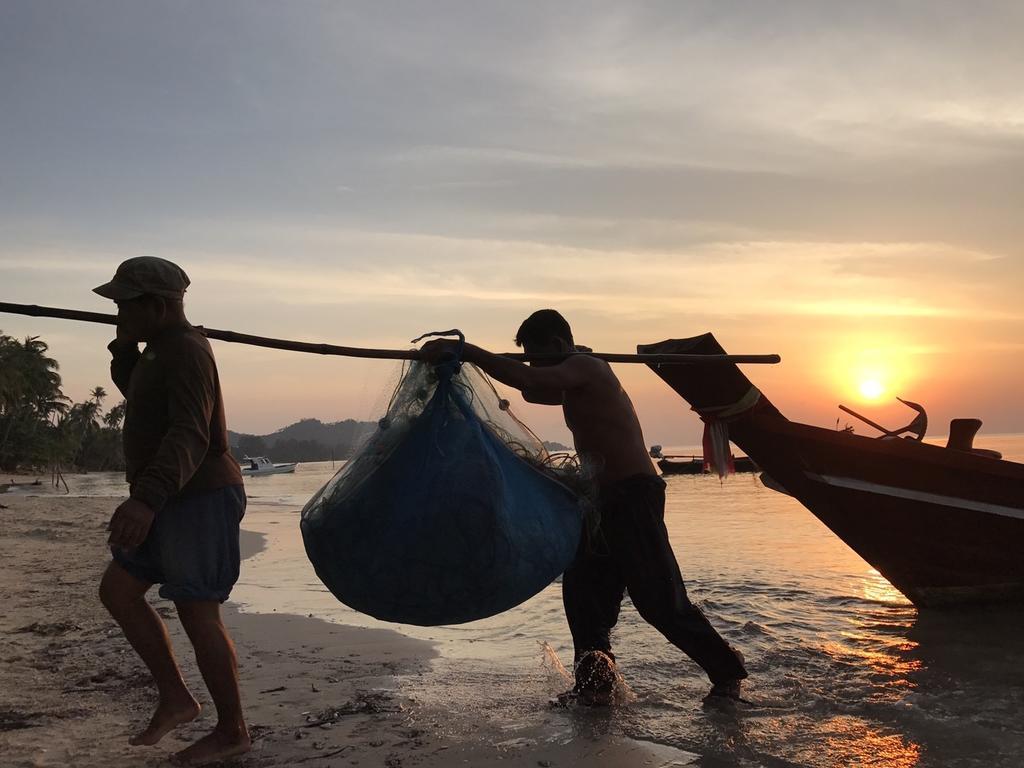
[{"x1": 23, "y1": 434, "x2": 1024, "y2": 767}]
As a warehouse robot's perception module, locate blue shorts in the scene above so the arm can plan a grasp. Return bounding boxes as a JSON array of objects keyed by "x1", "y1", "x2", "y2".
[{"x1": 113, "y1": 485, "x2": 246, "y2": 603}]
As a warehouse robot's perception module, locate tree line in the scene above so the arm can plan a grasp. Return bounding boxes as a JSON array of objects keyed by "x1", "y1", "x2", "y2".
[
  {"x1": 0, "y1": 331, "x2": 362, "y2": 473},
  {"x1": 0, "y1": 332, "x2": 125, "y2": 473},
  {"x1": 2, "y1": 332, "x2": 568, "y2": 473}
]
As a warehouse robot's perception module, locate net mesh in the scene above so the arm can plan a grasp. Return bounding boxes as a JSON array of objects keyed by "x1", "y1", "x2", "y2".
[{"x1": 301, "y1": 357, "x2": 587, "y2": 626}]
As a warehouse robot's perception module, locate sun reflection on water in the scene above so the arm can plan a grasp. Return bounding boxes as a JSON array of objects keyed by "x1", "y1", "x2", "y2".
[
  {"x1": 817, "y1": 717, "x2": 922, "y2": 768},
  {"x1": 820, "y1": 636, "x2": 921, "y2": 698},
  {"x1": 862, "y1": 568, "x2": 911, "y2": 605}
]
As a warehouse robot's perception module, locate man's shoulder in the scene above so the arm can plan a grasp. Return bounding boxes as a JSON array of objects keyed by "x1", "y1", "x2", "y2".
[
  {"x1": 564, "y1": 353, "x2": 619, "y2": 388},
  {"x1": 563, "y1": 351, "x2": 605, "y2": 369},
  {"x1": 570, "y1": 353, "x2": 614, "y2": 376},
  {"x1": 159, "y1": 327, "x2": 216, "y2": 364}
]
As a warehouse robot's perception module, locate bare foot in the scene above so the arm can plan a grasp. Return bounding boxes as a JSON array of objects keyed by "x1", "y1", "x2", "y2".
[
  {"x1": 703, "y1": 678, "x2": 754, "y2": 708},
  {"x1": 572, "y1": 650, "x2": 618, "y2": 706},
  {"x1": 129, "y1": 697, "x2": 201, "y2": 746},
  {"x1": 171, "y1": 728, "x2": 251, "y2": 766}
]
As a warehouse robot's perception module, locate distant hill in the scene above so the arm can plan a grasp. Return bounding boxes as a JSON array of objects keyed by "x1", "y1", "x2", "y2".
[
  {"x1": 543, "y1": 440, "x2": 572, "y2": 452},
  {"x1": 229, "y1": 418, "x2": 571, "y2": 463},
  {"x1": 228, "y1": 418, "x2": 376, "y2": 463}
]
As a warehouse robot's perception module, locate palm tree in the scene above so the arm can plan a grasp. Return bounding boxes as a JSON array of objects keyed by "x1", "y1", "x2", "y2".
[
  {"x1": 103, "y1": 400, "x2": 126, "y2": 430},
  {"x1": 0, "y1": 333, "x2": 23, "y2": 414},
  {"x1": 90, "y1": 386, "x2": 107, "y2": 406},
  {"x1": 0, "y1": 334, "x2": 130, "y2": 472},
  {"x1": 0, "y1": 335, "x2": 65, "y2": 468},
  {"x1": 68, "y1": 397, "x2": 103, "y2": 469}
]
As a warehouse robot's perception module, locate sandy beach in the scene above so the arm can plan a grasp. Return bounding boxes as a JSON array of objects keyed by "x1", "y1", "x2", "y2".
[{"x1": 0, "y1": 485, "x2": 697, "y2": 768}]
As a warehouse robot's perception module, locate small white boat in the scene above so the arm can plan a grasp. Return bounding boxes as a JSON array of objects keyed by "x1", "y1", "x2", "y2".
[{"x1": 240, "y1": 456, "x2": 297, "y2": 476}]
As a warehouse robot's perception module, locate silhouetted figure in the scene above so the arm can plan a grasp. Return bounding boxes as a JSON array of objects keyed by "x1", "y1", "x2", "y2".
[
  {"x1": 421, "y1": 309, "x2": 747, "y2": 704},
  {"x1": 94, "y1": 257, "x2": 250, "y2": 764}
]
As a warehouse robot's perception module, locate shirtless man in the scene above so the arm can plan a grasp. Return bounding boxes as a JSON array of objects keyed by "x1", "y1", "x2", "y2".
[
  {"x1": 421, "y1": 309, "x2": 747, "y2": 704},
  {"x1": 94, "y1": 257, "x2": 250, "y2": 763}
]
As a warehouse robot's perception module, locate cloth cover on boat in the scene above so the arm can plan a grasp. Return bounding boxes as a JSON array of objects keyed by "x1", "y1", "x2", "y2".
[{"x1": 300, "y1": 346, "x2": 584, "y2": 626}]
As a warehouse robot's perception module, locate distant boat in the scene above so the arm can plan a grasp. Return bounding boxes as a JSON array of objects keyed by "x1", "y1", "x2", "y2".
[
  {"x1": 640, "y1": 332, "x2": 1024, "y2": 609},
  {"x1": 649, "y1": 446, "x2": 758, "y2": 475},
  {"x1": 240, "y1": 456, "x2": 297, "y2": 476}
]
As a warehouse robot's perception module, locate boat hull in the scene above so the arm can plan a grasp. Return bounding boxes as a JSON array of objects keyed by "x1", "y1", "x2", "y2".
[
  {"x1": 657, "y1": 456, "x2": 758, "y2": 475},
  {"x1": 736, "y1": 419, "x2": 1024, "y2": 607},
  {"x1": 241, "y1": 465, "x2": 297, "y2": 476},
  {"x1": 641, "y1": 333, "x2": 1024, "y2": 608},
  {"x1": 658, "y1": 458, "x2": 704, "y2": 475}
]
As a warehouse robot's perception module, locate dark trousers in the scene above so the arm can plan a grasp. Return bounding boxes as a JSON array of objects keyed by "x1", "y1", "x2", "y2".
[{"x1": 562, "y1": 474, "x2": 747, "y2": 685}]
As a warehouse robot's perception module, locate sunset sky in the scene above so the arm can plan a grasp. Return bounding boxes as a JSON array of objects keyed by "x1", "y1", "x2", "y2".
[{"x1": 2, "y1": 2, "x2": 1022, "y2": 446}]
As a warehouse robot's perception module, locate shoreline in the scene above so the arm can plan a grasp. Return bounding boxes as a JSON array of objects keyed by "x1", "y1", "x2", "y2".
[{"x1": 0, "y1": 492, "x2": 698, "y2": 767}]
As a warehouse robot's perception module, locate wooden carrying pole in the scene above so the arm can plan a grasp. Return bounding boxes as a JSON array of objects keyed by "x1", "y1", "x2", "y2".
[{"x1": 0, "y1": 302, "x2": 781, "y2": 366}]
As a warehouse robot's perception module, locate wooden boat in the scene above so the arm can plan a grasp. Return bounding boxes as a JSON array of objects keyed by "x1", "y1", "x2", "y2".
[
  {"x1": 639, "y1": 333, "x2": 1024, "y2": 609},
  {"x1": 240, "y1": 456, "x2": 297, "y2": 476},
  {"x1": 652, "y1": 453, "x2": 758, "y2": 475}
]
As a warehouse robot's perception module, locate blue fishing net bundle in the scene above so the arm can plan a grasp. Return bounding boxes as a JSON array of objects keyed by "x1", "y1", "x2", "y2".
[{"x1": 300, "y1": 341, "x2": 585, "y2": 626}]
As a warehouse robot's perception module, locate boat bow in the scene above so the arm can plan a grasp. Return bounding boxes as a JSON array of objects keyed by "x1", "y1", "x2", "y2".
[{"x1": 640, "y1": 333, "x2": 1024, "y2": 609}]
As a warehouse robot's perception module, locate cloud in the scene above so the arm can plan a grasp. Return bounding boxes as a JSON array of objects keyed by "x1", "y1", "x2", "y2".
[
  {"x1": 3, "y1": 1, "x2": 1024, "y2": 435},
  {"x1": 4, "y1": 1, "x2": 1024, "y2": 257},
  {"x1": 8, "y1": 231, "x2": 1014, "y2": 325}
]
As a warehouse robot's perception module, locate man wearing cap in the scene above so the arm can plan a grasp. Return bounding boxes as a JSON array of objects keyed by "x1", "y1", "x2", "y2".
[{"x1": 94, "y1": 257, "x2": 250, "y2": 764}]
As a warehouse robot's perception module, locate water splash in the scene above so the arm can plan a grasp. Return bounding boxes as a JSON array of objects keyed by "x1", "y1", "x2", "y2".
[
  {"x1": 540, "y1": 642, "x2": 637, "y2": 705},
  {"x1": 540, "y1": 640, "x2": 574, "y2": 689}
]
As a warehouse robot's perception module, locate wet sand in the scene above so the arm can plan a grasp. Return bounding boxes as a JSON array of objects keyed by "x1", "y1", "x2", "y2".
[{"x1": 0, "y1": 489, "x2": 693, "y2": 767}]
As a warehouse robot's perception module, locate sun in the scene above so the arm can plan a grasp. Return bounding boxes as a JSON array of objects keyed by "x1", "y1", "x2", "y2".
[
  {"x1": 859, "y1": 378, "x2": 885, "y2": 400},
  {"x1": 826, "y1": 337, "x2": 918, "y2": 405}
]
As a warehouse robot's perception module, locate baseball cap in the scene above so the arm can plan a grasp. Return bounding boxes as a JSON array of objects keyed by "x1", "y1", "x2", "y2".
[{"x1": 93, "y1": 256, "x2": 191, "y2": 301}]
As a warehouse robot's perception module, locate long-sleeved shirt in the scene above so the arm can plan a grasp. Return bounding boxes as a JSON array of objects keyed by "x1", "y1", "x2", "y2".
[{"x1": 109, "y1": 325, "x2": 243, "y2": 512}]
